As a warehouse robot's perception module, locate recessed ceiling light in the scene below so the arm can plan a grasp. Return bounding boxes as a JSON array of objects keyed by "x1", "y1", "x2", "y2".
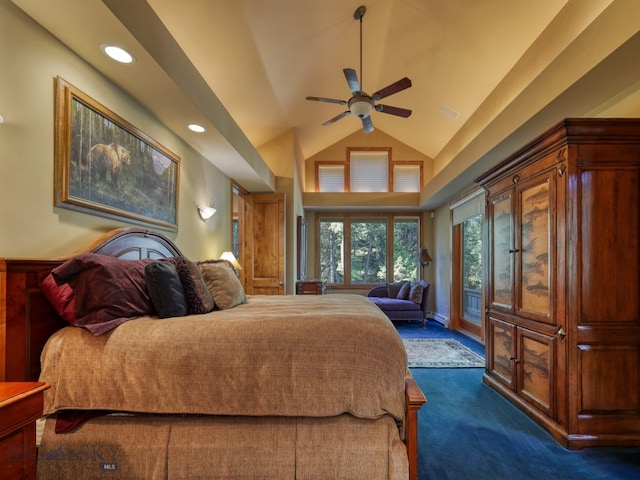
[
  {"x1": 188, "y1": 124, "x2": 206, "y2": 133},
  {"x1": 102, "y1": 45, "x2": 134, "y2": 64}
]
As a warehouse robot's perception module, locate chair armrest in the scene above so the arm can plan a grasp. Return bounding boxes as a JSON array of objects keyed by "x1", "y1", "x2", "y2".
[
  {"x1": 367, "y1": 285, "x2": 388, "y2": 297},
  {"x1": 420, "y1": 282, "x2": 431, "y2": 314}
]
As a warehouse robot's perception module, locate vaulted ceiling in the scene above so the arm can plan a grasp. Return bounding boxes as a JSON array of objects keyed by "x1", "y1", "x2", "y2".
[{"x1": 12, "y1": 0, "x2": 640, "y2": 206}]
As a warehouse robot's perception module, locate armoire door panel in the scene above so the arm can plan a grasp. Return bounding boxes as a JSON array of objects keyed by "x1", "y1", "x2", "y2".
[
  {"x1": 516, "y1": 172, "x2": 555, "y2": 324},
  {"x1": 489, "y1": 193, "x2": 514, "y2": 312},
  {"x1": 489, "y1": 317, "x2": 515, "y2": 389},
  {"x1": 518, "y1": 328, "x2": 554, "y2": 416}
]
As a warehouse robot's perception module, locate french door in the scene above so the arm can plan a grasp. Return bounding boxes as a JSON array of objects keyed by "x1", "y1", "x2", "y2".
[{"x1": 451, "y1": 191, "x2": 484, "y2": 342}]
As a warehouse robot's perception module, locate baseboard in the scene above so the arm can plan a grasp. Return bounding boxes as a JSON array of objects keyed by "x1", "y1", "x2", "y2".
[{"x1": 428, "y1": 312, "x2": 449, "y2": 327}]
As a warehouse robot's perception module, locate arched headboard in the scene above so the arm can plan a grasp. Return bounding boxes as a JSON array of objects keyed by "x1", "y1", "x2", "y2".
[{"x1": 0, "y1": 228, "x2": 183, "y2": 381}]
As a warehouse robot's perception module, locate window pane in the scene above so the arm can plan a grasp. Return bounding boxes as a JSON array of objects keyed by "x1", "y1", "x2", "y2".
[
  {"x1": 232, "y1": 219, "x2": 239, "y2": 258},
  {"x1": 319, "y1": 220, "x2": 344, "y2": 284},
  {"x1": 318, "y1": 165, "x2": 345, "y2": 192},
  {"x1": 350, "y1": 219, "x2": 387, "y2": 284},
  {"x1": 393, "y1": 165, "x2": 420, "y2": 192},
  {"x1": 393, "y1": 217, "x2": 419, "y2": 281},
  {"x1": 350, "y1": 151, "x2": 388, "y2": 192},
  {"x1": 462, "y1": 214, "x2": 483, "y2": 325}
]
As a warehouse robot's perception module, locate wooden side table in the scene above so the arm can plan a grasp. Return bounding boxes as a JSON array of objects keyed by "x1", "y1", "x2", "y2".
[
  {"x1": 0, "y1": 382, "x2": 50, "y2": 480},
  {"x1": 295, "y1": 279, "x2": 326, "y2": 295}
]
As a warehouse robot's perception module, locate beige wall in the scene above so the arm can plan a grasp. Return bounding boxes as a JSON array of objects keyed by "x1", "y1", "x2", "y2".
[
  {"x1": 431, "y1": 204, "x2": 452, "y2": 325},
  {"x1": 257, "y1": 129, "x2": 307, "y2": 293},
  {"x1": 0, "y1": 1, "x2": 231, "y2": 259},
  {"x1": 305, "y1": 128, "x2": 433, "y2": 192}
]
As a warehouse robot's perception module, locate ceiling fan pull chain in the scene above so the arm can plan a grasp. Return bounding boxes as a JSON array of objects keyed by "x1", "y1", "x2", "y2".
[
  {"x1": 359, "y1": 9, "x2": 363, "y2": 91},
  {"x1": 354, "y1": 5, "x2": 366, "y2": 92}
]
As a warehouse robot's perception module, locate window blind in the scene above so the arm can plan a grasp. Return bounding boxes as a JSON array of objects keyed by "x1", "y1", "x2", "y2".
[
  {"x1": 451, "y1": 188, "x2": 485, "y2": 225},
  {"x1": 393, "y1": 165, "x2": 420, "y2": 192},
  {"x1": 350, "y1": 151, "x2": 388, "y2": 192},
  {"x1": 318, "y1": 165, "x2": 345, "y2": 192}
]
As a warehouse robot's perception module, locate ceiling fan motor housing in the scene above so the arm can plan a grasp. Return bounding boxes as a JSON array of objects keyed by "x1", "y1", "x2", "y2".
[{"x1": 348, "y1": 94, "x2": 374, "y2": 118}]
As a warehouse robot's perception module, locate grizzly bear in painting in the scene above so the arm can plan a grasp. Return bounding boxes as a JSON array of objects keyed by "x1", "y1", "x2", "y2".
[{"x1": 87, "y1": 143, "x2": 131, "y2": 188}]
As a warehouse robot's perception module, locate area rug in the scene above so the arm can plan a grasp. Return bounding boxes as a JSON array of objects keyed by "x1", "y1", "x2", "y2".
[{"x1": 403, "y1": 338, "x2": 485, "y2": 368}]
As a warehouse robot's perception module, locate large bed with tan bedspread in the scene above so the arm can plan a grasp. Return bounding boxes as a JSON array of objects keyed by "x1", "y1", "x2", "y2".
[{"x1": 0, "y1": 228, "x2": 426, "y2": 480}]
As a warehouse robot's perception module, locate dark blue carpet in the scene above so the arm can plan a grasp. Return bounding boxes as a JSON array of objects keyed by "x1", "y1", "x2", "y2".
[{"x1": 393, "y1": 320, "x2": 640, "y2": 480}]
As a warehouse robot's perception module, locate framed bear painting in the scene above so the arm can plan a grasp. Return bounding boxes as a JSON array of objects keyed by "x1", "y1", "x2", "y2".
[{"x1": 54, "y1": 77, "x2": 179, "y2": 231}]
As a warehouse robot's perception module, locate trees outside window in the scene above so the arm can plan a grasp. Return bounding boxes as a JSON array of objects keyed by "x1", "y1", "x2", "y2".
[
  {"x1": 393, "y1": 217, "x2": 420, "y2": 281},
  {"x1": 319, "y1": 220, "x2": 344, "y2": 284},
  {"x1": 318, "y1": 214, "x2": 420, "y2": 286},
  {"x1": 351, "y1": 219, "x2": 387, "y2": 283}
]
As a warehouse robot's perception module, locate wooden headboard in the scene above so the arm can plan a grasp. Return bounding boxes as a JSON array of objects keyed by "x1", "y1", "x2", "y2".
[{"x1": 0, "y1": 228, "x2": 183, "y2": 382}]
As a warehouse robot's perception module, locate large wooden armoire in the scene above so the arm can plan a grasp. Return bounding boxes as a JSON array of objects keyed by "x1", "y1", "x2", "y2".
[{"x1": 475, "y1": 118, "x2": 639, "y2": 449}]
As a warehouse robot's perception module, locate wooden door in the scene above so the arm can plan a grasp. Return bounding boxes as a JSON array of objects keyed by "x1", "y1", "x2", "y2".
[{"x1": 244, "y1": 193, "x2": 285, "y2": 295}]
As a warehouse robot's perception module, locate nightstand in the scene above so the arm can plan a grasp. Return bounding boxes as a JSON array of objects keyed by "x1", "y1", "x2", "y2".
[
  {"x1": 0, "y1": 382, "x2": 50, "y2": 480},
  {"x1": 296, "y1": 279, "x2": 326, "y2": 295}
]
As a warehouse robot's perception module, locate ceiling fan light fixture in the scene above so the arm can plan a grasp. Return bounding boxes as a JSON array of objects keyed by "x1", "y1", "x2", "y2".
[{"x1": 348, "y1": 96, "x2": 374, "y2": 118}]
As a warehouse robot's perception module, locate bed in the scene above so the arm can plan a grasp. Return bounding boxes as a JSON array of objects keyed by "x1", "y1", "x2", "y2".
[{"x1": 0, "y1": 227, "x2": 426, "y2": 479}]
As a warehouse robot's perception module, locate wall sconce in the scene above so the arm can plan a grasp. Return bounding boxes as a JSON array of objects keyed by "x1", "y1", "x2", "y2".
[
  {"x1": 219, "y1": 251, "x2": 242, "y2": 275},
  {"x1": 197, "y1": 205, "x2": 216, "y2": 222}
]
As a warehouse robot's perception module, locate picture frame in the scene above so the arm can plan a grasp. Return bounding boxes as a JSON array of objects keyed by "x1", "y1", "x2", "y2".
[{"x1": 54, "y1": 77, "x2": 180, "y2": 230}]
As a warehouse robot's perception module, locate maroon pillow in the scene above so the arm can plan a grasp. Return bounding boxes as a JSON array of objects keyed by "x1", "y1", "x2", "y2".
[
  {"x1": 38, "y1": 271, "x2": 77, "y2": 324},
  {"x1": 50, "y1": 253, "x2": 154, "y2": 335}
]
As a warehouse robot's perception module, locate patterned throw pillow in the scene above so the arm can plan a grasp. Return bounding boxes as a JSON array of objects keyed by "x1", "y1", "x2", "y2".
[
  {"x1": 409, "y1": 281, "x2": 424, "y2": 305},
  {"x1": 174, "y1": 257, "x2": 215, "y2": 314}
]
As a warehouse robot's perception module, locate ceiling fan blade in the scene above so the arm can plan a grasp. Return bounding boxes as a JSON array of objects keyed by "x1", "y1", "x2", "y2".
[
  {"x1": 322, "y1": 110, "x2": 351, "y2": 127},
  {"x1": 362, "y1": 115, "x2": 374, "y2": 133},
  {"x1": 343, "y1": 68, "x2": 361, "y2": 93},
  {"x1": 372, "y1": 77, "x2": 412, "y2": 101},
  {"x1": 306, "y1": 96, "x2": 347, "y2": 105},
  {"x1": 376, "y1": 104, "x2": 412, "y2": 118}
]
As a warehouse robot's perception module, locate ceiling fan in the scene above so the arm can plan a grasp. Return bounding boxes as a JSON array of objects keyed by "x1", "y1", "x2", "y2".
[{"x1": 306, "y1": 5, "x2": 412, "y2": 134}]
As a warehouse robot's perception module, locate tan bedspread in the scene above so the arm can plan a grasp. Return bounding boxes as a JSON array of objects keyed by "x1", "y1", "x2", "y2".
[
  {"x1": 37, "y1": 413, "x2": 409, "y2": 480},
  {"x1": 40, "y1": 294, "x2": 407, "y2": 423}
]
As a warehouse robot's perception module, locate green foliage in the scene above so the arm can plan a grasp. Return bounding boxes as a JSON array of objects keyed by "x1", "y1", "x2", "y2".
[
  {"x1": 350, "y1": 221, "x2": 386, "y2": 284},
  {"x1": 462, "y1": 215, "x2": 483, "y2": 288},
  {"x1": 319, "y1": 221, "x2": 344, "y2": 284},
  {"x1": 393, "y1": 220, "x2": 419, "y2": 281},
  {"x1": 319, "y1": 216, "x2": 419, "y2": 285}
]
